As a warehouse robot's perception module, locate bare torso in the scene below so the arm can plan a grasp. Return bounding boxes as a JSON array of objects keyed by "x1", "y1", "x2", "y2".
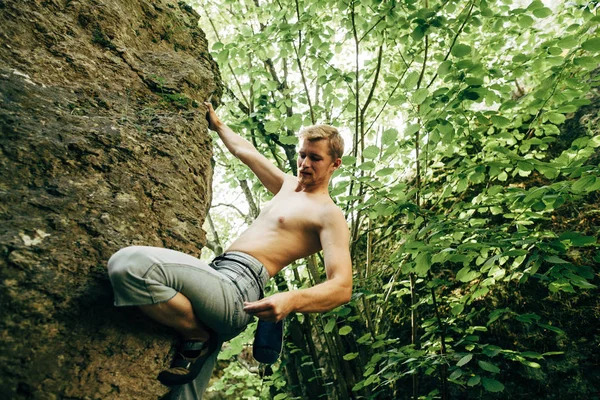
[{"x1": 226, "y1": 176, "x2": 337, "y2": 276}]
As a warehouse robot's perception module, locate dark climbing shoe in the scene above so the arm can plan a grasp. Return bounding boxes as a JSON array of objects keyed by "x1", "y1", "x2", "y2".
[
  {"x1": 158, "y1": 335, "x2": 219, "y2": 386},
  {"x1": 253, "y1": 319, "x2": 284, "y2": 364}
]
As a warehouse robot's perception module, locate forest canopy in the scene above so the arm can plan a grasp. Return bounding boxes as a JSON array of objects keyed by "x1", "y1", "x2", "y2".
[{"x1": 190, "y1": 0, "x2": 599, "y2": 398}]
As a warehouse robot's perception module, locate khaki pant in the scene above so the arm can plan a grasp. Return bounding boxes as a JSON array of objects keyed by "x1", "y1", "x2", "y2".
[{"x1": 107, "y1": 246, "x2": 269, "y2": 399}]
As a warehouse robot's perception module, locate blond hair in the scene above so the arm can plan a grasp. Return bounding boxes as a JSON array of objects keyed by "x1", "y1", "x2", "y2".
[{"x1": 297, "y1": 125, "x2": 344, "y2": 160}]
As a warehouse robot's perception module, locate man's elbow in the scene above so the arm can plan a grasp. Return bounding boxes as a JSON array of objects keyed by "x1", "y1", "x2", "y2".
[{"x1": 338, "y1": 285, "x2": 352, "y2": 305}]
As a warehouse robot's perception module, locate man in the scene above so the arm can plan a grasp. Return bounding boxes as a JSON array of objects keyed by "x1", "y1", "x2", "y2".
[{"x1": 107, "y1": 102, "x2": 352, "y2": 399}]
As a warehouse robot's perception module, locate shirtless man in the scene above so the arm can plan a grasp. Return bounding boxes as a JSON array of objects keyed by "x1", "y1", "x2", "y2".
[{"x1": 107, "y1": 102, "x2": 352, "y2": 399}]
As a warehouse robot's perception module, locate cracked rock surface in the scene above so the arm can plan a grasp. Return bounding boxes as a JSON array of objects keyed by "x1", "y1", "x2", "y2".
[{"x1": 0, "y1": 0, "x2": 222, "y2": 398}]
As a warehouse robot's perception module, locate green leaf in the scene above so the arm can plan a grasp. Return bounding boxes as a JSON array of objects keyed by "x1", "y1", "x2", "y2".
[
  {"x1": 456, "y1": 267, "x2": 479, "y2": 282},
  {"x1": 343, "y1": 352, "x2": 359, "y2": 361},
  {"x1": 532, "y1": 7, "x2": 552, "y2": 18},
  {"x1": 572, "y1": 175, "x2": 596, "y2": 193},
  {"x1": 405, "y1": 71, "x2": 420, "y2": 89},
  {"x1": 216, "y1": 49, "x2": 229, "y2": 64},
  {"x1": 279, "y1": 135, "x2": 298, "y2": 145},
  {"x1": 527, "y1": 0, "x2": 544, "y2": 10},
  {"x1": 557, "y1": 36, "x2": 578, "y2": 49},
  {"x1": 521, "y1": 351, "x2": 543, "y2": 359},
  {"x1": 574, "y1": 55, "x2": 600, "y2": 69},
  {"x1": 382, "y1": 129, "x2": 398, "y2": 145},
  {"x1": 438, "y1": 60, "x2": 452, "y2": 76},
  {"x1": 544, "y1": 255, "x2": 569, "y2": 264},
  {"x1": 413, "y1": 88, "x2": 429, "y2": 104},
  {"x1": 467, "y1": 375, "x2": 481, "y2": 387},
  {"x1": 518, "y1": 15, "x2": 534, "y2": 28},
  {"x1": 487, "y1": 308, "x2": 508, "y2": 325},
  {"x1": 557, "y1": 104, "x2": 577, "y2": 113},
  {"x1": 559, "y1": 232, "x2": 597, "y2": 246},
  {"x1": 286, "y1": 114, "x2": 303, "y2": 130},
  {"x1": 452, "y1": 43, "x2": 472, "y2": 58},
  {"x1": 274, "y1": 393, "x2": 288, "y2": 400},
  {"x1": 482, "y1": 378, "x2": 505, "y2": 392},
  {"x1": 521, "y1": 360, "x2": 541, "y2": 369},
  {"x1": 358, "y1": 161, "x2": 376, "y2": 171},
  {"x1": 388, "y1": 95, "x2": 406, "y2": 106},
  {"x1": 536, "y1": 164, "x2": 559, "y2": 179},
  {"x1": 324, "y1": 318, "x2": 335, "y2": 333},
  {"x1": 582, "y1": 37, "x2": 600, "y2": 52},
  {"x1": 491, "y1": 115, "x2": 511, "y2": 128},
  {"x1": 411, "y1": 25, "x2": 425, "y2": 41},
  {"x1": 518, "y1": 161, "x2": 533, "y2": 172},
  {"x1": 457, "y1": 354, "x2": 473, "y2": 367},
  {"x1": 415, "y1": 252, "x2": 431, "y2": 276},
  {"x1": 339, "y1": 326, "x2": 353, "y2": 335},
  {"x1": 482, "y1": 345, "x2": 502, "y2": 357},
  {"x1": 449, "y1": 369, "x2": 463, "y2": 380},
  {"x1": 478, "y1": 360, "x2": 500, "y2": 373},
  {"x1": 264, "y1": 121, "x2": 280, "y2": 133},
  {"x1": 376, "y1": 168, "x2": 396, "y2": 177},
  {"x1": 546, "y1": 112, "x2": 566, "y2": 124},
  {"x1": 357, "y1": 333, "x2": 372, "y2": 344},
  {"x1": 451, "y1": 304, "x2": 464, "y2": 316},
  {"x1": 405, "y1": 123, "x2": 420, "y2": 135},
  {"x1": 363, "y1": 145, "x2": 380, "y2": 159},
  {"x1": 542, "y1": 351, "x2": 565, "y2": 357},
  {"x1": 465, "y1": 77, "x2": 484, "y2": 86},
  {"x1": 513, "y1": 53, "x2": 529, "y2": 63},
  {"x1": 538, "y1": 323, "x2": 565, "y2": 335},
  {"x1": 342, "y1": 155, "x2": 356, "y2": 165}
]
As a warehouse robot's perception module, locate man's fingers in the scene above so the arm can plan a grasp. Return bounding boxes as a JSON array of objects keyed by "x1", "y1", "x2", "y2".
[
  {"x1": 243, "y1": 300, "x2": 273, "y2": 314},
  {"x1": 248, "y1": 308, "x2": 278, "y2": 322}
]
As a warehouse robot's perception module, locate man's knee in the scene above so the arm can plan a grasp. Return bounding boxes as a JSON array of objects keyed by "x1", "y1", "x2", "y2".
[{"x1": 107, "y1": 246, "x2": 148, "y2": 283}]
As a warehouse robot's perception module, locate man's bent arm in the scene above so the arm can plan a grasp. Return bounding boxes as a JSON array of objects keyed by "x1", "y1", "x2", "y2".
[
  {"x1": 243, "y1": 208, "x2": 352, "y2": 321},
  {"x1": 292, "y1": 208, "x2": 353, "y2": 312},
  {"x1": 205, "y1": 102, "x2": 286, "y2": 194},
  {"x1": 243, "y1": 268, "x2": 352, "y2": 322}
]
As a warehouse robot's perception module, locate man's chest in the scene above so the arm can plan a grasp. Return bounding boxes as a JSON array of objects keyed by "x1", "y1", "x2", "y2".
[{"x1": 260, "y1": 194, "x2": 322, "y2": 232}]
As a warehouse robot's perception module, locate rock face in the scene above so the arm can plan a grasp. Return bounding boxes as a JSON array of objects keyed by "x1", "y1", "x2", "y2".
[{"x1": 0, "y1": 0, "x2": 222, "y2": 398}]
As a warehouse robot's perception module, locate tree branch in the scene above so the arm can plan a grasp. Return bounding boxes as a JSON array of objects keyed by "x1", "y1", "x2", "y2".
[
  {"x1": 239, "y1": 179, "x2": 260, "y2": 219},
  {"x1": 426, "y1": 0, "x2": 475, "y2": 89},
  {"x1": 212, "y1": 202, "x2": 251, "y2": 224},
  {"x1": 361, "y1": 43, "x2": 384, "y2": 121},
  {"x1": 205, "y1": 212, "x2": 224, "y2": 255},
  {"x1": 202, "y1": 6, "x2": 251, "y2": 109}
]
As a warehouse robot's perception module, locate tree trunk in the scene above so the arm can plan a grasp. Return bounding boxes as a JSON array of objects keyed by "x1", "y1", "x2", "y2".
[{"x1": 0, "y1": 0, "x2": 222, "y2": 398}]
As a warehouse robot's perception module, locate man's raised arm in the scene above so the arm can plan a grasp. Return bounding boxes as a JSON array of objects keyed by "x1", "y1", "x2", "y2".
[{"x1": 205, "y1": 102, "x2": 287, "y2": 195}]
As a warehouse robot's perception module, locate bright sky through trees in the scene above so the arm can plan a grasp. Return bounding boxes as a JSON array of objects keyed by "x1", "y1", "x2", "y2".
[{"x1": 192, "y1": 1, "x2": 599, "y2": 397}]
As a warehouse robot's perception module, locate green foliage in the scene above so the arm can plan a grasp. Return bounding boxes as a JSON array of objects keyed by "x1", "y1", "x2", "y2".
[{"x1": 189, "y1": 0, "x2": 600, "y2": 398}]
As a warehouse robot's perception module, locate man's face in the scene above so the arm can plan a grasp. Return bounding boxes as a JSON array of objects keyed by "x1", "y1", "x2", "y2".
[{"x1": 297, "y1": 139, "x2": 341, "y2": 188}]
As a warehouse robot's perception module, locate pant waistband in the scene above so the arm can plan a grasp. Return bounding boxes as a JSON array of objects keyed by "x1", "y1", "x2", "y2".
[{"x1": 212, "y1": 251, "x2": 269, "y2": 298}]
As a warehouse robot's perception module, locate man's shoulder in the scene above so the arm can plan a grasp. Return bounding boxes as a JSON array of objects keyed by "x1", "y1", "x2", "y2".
[{"x1": 319, "y1": 200, "x2": 346, "y2": 224}]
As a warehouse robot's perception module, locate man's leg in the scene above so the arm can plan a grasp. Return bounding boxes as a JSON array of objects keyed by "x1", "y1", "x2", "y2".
[
  {"x1": 139, "y1": 292, "x2": 210, "y2": 341},
  {"x1": 162, "y1": 339, "x2": 223, "y2": 400},
  {"x1": 107, "y1": 246, "x2": 230, "y2": 392},
  {"x1": 139, "y1": 294, "x2": 222, "y2": 400}
]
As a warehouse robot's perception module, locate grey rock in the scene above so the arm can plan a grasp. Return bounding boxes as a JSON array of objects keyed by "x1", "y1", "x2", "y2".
[{"x1": 0, "y1": 0, "x2": 221, "y2": 398}]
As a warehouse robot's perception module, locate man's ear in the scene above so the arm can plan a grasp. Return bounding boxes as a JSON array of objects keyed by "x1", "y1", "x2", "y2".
[{"x1": 333, "y1": 157, "x2": 342, "y2": 169}]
